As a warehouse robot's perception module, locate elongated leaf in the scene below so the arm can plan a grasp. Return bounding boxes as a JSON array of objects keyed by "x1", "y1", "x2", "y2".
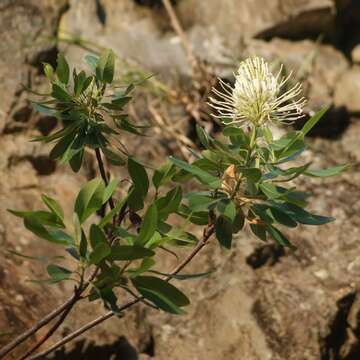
[
  {"x1": 266, "y1": 225, "x2": 295, "y2": 249},
  {"x1": 9, "y1": 209, "x2": 64, "y2": 228},
  {"x1": 304, "y1": 164, "x2": 349, "y2": 177},
  {"x1": 109, "y1": 245, "x2": 155, "y2": 261},
  {"x1": 152, "y1": 161, "x2": 176, "y2": 190},
  {"x1": 24, "y1": 217, "x2": 73, "y2": 245},
  {"x1": 89, "y1": 224, "x2": 107, "y2": 248},
  {"x1": 56, "y1": 54, "x2": 70, "y2": 84},
  {"x1": 169, "y1": 156, "x2": 221, "y2": 188},
  {"x1": 132, "y1": 276, "x2": 190, "y2": 314},
  {"x1": 260, "y1": 183, "x2": 286, "y2": 199},
  {"x1": 270, "y1": 202, "x2": 334, "y2": 225},
  {"x1": 43, "y1": 63, "x2": 54, "y2": 80},
  {"x1": 196, "y1": 125, "x2": 212, "y2": 149},
  {"x1": 301, "y1": 107, "x2": 328, "y2": 136},
  {"x1": 216, "y1": 199, "x2": 236, "y2": 222},
  {"x1": 128, "y1": 157, "x2": 149, "y2": 198},
  {"x1": 149, "y1": 270, "x2": 213, "y2": 280},
  {"x1": 41, "y1": 194, "x2": 64, "y2": 221},
  {"x1": 74, "y1": 178, "x2": 105, "y2": 223},
  {"x1": 215, "y1": 216, "x2": 232, "y2": 249},
  {"x1": 89, "y1": 242, "x2": 111, "y2": 265},
  {"x1": 136, "y1": 204, "x2": 158, "y2": 246},
  {"x1": 96, "y1": 49, "x2": 115, "y2": 83},
  {"x1": 47, "y1": 264, "x2": 72, "y2": 283},
  {"x1": 103, "y1": 178, "x2": 119, "y2": 204},
  {"x1": 156, "y1": 186, "x2": 182, "y2": 220}
]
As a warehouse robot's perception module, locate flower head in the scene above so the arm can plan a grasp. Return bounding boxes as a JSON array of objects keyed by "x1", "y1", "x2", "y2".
[{"x1": 209, "y1": 57, "x2": 306, "y2": 127}]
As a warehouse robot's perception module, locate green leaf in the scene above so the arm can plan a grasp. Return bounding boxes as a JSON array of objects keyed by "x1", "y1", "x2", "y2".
[
  {"x1": 177, "y1": 204, "x2": 209, "y2": 225},
  {"x1": 266, "y1": 225, "x2": 295, "y2": 249},
  {"x1": 89, "y1": 242, "x2": 111, "y2": 265},
  {"x1": 304, "y1": 164, "x2": 349, "y2": 177},
  {"x1": 69, "y1": 148, "x2": 84, "y2": 172},
  {"x1": 74, "y1": 178, "x2": 105, "y2": 223},
  {"x1": 51, "y1": 83, "x2": 72, "y2": 102},
  {"x1": 215, "y1": 216, "x2": 232, "y2": 249},
  {"x1": 79, "y1": 230, "x2": 88, "y2": 258},
  {"x1": 96, "y1": 49, "x2": 115, "y2": 83},
  {"x1": 127, "y1": 258, "x2": 155, "y2": 278},
  {"x1": 9, "y1": 210, "x2": 64, "y2": 228},
  {"x1": 98, "y1": 195, "x2": 128, "y2": 228},
  {"x1": 32, "y1": 102, "x2": 57, "y2": 116},
  {"x1": 216, "y1": 199, "x2": 236, "y2": 222},
  {"x1": 301, "y1": 107, "x2": 328, "y2": 136},
  {"x1": 149, "y1": 270, "x2": 213, "y2": 280},
  {"x1": 89, "y1": 224, "x2": 107, "y2": 248},
  {"x1": 270, "y1": 202, "x2": 334, "y2": 225},
  {"x1": 85, "y1": 54, "x2": 99, "y2": 72},
  {"x1": 47, "y1": 264, "x2": 72, "y2": 282},
  {"x1": 237, "y1": 167, "x2": 262, "y2": 182},
  {"x1": 128, "y1": 157, "x2": 149, "y2": 198},
  {"x1": 186, "y1": 193, "x2": 218, "y2": 212},
  {"x1": 49, "y1": 131, "x2": 76, "y2": 160},
  {"x1": 136, "y1": 204, "x2": 158, "y2": 246},
  {"x1": 56, "y1": 53, "x2": 70, "y2": 84},
  {"x1": 43, "y1": 63, "x2": 54, "y2": 80},
  {"x1": 169, "y1": 156, "x2": 221, "y2": 189},
  {"x1": 196, "y1": 125, "x2": 212, "y2": 149},
  {"x1": 103, "y1": 178, "x2": 119, "y2": 204},
  {"x1": 41, "y1": 195, "x2": 64, "y2": 221},
  {"x1": 259, "y1": 183, "x2": 286, "y2": 199},
  {"x1": 132, "y1": 276, "x2": 190, "y2": 314},
  {"x1": 156, "y1": 186, "x2": 182, "y2": 220},
  {"x1": 250, "y1": 223, "x2": 267, "y2": 241},
  {"x1": 152, "y1": 161, "x2": 176, "y2": 189},
  {"x1": 109, "y1": 245, "x2": 155, "y2": 261}
]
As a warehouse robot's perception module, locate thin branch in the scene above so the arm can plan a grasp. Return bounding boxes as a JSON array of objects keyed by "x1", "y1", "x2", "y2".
[
  {"x1": 29, "y1": 299, "x2": 138, "y2": 360},
  {"x1": 29, "y1": 225, "x2": 215, "y2": 359},
  {"x1": 18, "y1": 297, "x2": 77, "y2": 360},
  {"x1": 1, "y1": 150, "x2": 120, "y2": 359},
  {"x1": 0, "y1": 293, "x2": 77, "y2": 359},
  {"x1": 161, "y1": 0, "x2": 199, "y2": 71}
]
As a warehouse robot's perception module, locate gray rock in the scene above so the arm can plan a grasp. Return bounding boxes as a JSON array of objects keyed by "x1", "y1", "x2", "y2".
[{"x1": 334, "y1": 66, "x2": 360, "y2": 113}]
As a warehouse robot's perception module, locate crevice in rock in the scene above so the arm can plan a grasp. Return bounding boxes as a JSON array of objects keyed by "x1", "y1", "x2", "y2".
[
  {"x1": 140, "y1": 332, "x2": 155, "y2": 357},
  {"x1": 27, "y1": 155, "x2": 57, "y2": 176},
  {"x1": 246, "y1": 244, "x2": 285, "y2": 269},
  {"x1": 95, "y1": 0, "x2": 107, "y2": 26},
  {"x1": 36, "y1": 116, "x2": 58, "y2": 136},
  {"x1": 134, "y1": 0, "x2": 178, "y2": 8},
  {"x1": 321, "y1": 291, "x2": 360, "y2": 360},
  {"x1": 255, "y1": 1, "x2": 360, "y2": 61},
  {"x1": 294, "y1": 106, "x2": 350, "y2": 139},
  {"x1": 47, "y1": 337, "x2": 138, "y2": 360}
]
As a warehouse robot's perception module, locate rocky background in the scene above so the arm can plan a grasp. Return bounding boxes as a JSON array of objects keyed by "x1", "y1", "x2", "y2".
[{"x1": 1, "y1": 0, "x2": 360, "y2": 359}]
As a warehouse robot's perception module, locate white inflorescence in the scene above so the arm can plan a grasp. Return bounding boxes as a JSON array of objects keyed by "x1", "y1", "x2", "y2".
[{"x1": 209, "y1": 57, "x2": 306, "y2": 127}]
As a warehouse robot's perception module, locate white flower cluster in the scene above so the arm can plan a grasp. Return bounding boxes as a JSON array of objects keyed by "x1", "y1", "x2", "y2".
[{"x1": 209, "y1": 57, "x2": 306, "y2": 127}]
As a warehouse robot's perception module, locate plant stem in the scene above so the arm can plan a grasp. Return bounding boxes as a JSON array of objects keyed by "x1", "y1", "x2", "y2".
[
  {"x1": 95, "y1": 148, "x2": 115, "y2": 210},
  {"x1": 18, "y1": 298, "x2": 77, "y2": 360},
  {"x1": 1, "y1": 150, "x2": 119, "y2": 359},
  {"x1": 29, "y1": 224, "x2": 215, "y2": 359},
  {"x1": 0, "y1": 293, "x2": 77, "y2": 359}
]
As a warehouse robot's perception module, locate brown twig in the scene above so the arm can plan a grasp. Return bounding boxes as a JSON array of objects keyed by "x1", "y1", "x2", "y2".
[
  {"x1": 29, "y1": 224, "x2": 215, "y2": 359},
  {"x1": 18, "y1": 297, "x2": 77, "y2": 360},
  {"x1": 0, "y1": 293, "x2": 77, "y2": 359},
  {"x1": 161, "y1": 0, "x2": 199, "y2": 72},
  {"x1": 1, "y1": 149, "x2": 121, "y2": 359}
]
